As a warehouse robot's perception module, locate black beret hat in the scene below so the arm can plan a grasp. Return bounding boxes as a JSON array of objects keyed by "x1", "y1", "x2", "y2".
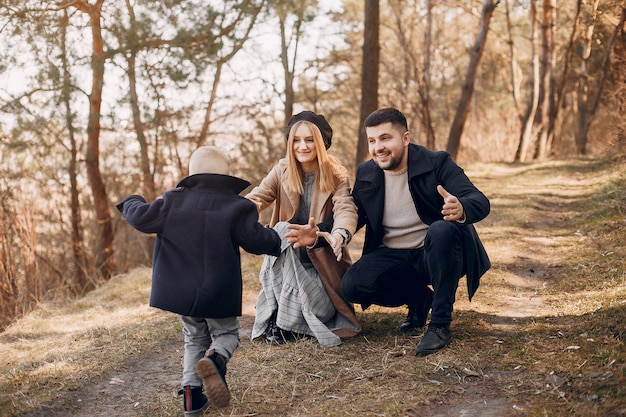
[{"x1": 286, "y1": 111, "x2": 333, "y2": 149}]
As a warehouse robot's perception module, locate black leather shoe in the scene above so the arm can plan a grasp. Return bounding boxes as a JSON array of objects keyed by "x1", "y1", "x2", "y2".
[
  {"x1": 399, "y1": 287, "x2": 434, "y2": 333},
  {"x1": 265, "y1": 321, "x2": 295, "y2": 345},
  {"x1": 415, "y1": 324, "x2": 452, "y2": 356}
]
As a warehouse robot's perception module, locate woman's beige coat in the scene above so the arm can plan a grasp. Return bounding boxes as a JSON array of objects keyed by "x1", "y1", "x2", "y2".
[{"x1": 246, "y1": 158, "x2": 361, "y2": 337}]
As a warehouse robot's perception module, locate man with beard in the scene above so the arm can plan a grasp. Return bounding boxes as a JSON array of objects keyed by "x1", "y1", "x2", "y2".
[{"x1": 341, "y1": 107, "x2": 491, "y2": 355}]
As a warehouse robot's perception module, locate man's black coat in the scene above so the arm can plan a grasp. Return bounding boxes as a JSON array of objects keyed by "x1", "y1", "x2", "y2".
[{"x1": 352, "y1": 144, "x2": 491, "y2": 300}]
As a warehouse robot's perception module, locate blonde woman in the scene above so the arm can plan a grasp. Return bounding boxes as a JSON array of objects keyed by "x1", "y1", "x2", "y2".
[{"x1": 247, "y1": 111, "x2": 361, "y2": 347}]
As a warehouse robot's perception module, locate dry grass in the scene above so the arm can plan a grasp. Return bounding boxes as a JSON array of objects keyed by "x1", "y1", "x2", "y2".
[
  {"x1": 0, "y1": 268, "x2": 180, "y2": 416},
  {"x1": 1, "y1": 156, "x2": 625, "y2": 417}
]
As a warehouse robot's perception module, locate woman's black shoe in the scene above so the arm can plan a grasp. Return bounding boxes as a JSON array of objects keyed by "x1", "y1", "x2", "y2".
[{"x1": 265, "y1": 318, "x2": 295, "y2": 345}]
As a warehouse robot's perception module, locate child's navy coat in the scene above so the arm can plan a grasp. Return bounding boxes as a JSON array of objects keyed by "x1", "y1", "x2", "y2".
[{"x1": 117, "y1": 173, "x2": 281, "y2": 318}]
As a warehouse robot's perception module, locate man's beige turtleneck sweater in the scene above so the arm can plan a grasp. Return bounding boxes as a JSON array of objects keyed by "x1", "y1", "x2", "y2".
[{"x1": 382, "y1": 166, "x2": 428, "y2": 249}]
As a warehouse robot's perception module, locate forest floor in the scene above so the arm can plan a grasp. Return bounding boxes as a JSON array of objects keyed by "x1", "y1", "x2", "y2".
[{"x1": 1, "y1": 156, "x2": 625, "y2": 417}]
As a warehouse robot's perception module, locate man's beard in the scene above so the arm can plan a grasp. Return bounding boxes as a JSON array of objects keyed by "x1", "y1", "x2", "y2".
[{"x1": 375, "y1": 151, "x2": 403, "y2": 171}]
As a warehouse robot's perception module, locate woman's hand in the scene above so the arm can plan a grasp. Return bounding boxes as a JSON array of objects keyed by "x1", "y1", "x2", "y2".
[
  {"x1": 285, "y1": 217, "x2": 318, "y2": 248},
  {"x1": 316, "y1": 230, "x2": 344, "y2": 262},
  {"x1": 286, "y1": 218, "x2": 345, "y2": 262}
]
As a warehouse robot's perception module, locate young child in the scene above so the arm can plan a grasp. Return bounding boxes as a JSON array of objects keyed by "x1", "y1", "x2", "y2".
[{"x1": 117, "y1": 146, "x2": 281, "y2": 415}]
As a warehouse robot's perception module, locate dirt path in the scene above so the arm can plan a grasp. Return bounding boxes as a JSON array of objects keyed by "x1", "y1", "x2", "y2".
[{"x1": 21, "y1": 158, "x2": 610, "y2": 417}]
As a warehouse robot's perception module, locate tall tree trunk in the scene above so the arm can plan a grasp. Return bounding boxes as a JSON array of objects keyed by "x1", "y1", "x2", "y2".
[
  {"x1": 446, "y1": 0, "x2": 499, "y2": 160},
  {"x1": 422, "y1": 0, "x2": 436, "y2": 149},
  {"x1": 123, "y1": 0, "x2": 156, "y2": 261},
  {"x1": 127, "y1": 52, "x2": 156, "y2": 201},
  {"x1": 504, "y1": 0, "x2": 522, "y2": 116},
  {"x1": 588, "y1": 6, "x2": 626, "y2": 120},
  {"x1": 576, "y1": 2, "x2": 625, "y2": 154},
  {"x1": 197, "y1": 60, "x2": 223, "y2": 147},
  {"x1": 388, "y1": 0, "x2": 434, "y2": 147},
  {"x1": 278, "y1": 6, "x2": 303, "y2": 127},
  {"x1": 357, "y1": 0, "x2": 379, "y2": 165},
  {"x1": 548, "y1": 0, "x2": 582, "y2": 157},
  {"x1": 516, "y1": 0, "x2": 540, "y2": 162},
  {"x1": 575, "y1": 0, "x2": 599, "y2": 155},
  {"x1": 74, "y1": 0, "x2": 114, "y2": 280},
  {"x1": 125, "y1": 0, "x2": 156, "y2": 201},
  {"x1": 280, "y1": 18, "x2": 295, "y2": 125},
  {"x1": 60, "y1": 9, "x2": 89, "y2": 293},
  {"x1": 535, "y1": 0, "x2": 555, "y2": 160}
]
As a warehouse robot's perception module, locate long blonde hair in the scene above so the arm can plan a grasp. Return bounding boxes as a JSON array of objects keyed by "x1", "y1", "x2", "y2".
[{"x1": 285, "y1": 120, "x2": 341, "y2": 194}]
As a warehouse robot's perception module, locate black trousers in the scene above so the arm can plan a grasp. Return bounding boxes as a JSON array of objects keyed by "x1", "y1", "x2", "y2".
[{"x1": 341, "y1": 220, "x2": 466, "y2": 325}]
